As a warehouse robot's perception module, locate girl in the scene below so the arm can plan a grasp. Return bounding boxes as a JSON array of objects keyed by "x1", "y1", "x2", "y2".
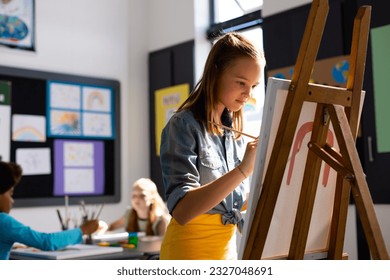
[
  {"x1": 108, "y1": 178, "x2": 170, "y2": 236},
  {"x1": 159, "y1": 32, "x2": 265, "y2": 259}
]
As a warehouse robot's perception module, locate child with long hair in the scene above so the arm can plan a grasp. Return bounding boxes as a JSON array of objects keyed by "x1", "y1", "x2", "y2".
[
  {"x1": 108, "y1": 178, "x2": 169, "y2": 236},
  {"x1": 159, "y1": 32, "x2": 265, "y2": 259}
]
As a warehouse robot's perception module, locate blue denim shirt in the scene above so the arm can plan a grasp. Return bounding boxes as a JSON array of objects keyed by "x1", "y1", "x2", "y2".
[{"x1": 160, "y1": 109, "x2": 247, "y2": 227}]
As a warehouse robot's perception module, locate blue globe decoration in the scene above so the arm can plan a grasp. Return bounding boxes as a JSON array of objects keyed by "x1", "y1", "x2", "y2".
[
  {"x1": 332, "y1": 60, "x2": 349, "y2": 84},
  {"x1": 273, "y1": 73, "x2": 286, "y2": 79},
  {"x1": 0, "y1": 15, "x2": 29, "y2": 41}
]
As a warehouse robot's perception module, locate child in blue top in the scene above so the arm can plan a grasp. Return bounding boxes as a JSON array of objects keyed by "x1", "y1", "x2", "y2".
[{"x1": 0, "y1": 161, "x2": 98, "y2": 260}]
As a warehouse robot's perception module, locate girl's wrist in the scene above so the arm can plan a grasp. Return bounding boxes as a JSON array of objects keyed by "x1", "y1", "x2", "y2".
[{"x1": 237, "y1": 165, "x2": 248, "y2": 179}]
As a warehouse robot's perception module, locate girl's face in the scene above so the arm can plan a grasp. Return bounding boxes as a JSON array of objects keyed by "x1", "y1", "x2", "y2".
[
  {"x1": 0, "y1": 187, "x2": 14, "y2": 214},
  {"x1": 216, "y1": 57, "x2": 261, "y2": 116},
  {"x1": 131, "y1": 186, "x2": 153, "y2": 213}
]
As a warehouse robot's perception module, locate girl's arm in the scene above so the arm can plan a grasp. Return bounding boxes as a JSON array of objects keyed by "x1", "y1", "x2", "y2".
[
  {"x1": 107, "y1": 216, "x2": 125, "y2": 231},
  {"x1": 172, "y1": 139, "x2": 258, "y2": 225}
]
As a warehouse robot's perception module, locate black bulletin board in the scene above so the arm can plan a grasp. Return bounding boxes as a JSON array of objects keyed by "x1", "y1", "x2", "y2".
[{"x1": 0, "y1": 65, "x2": 121, "y2": 207}]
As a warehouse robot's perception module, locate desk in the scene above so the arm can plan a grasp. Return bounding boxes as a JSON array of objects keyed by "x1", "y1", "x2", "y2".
[
  {"x1": 10, "y1": 236, "x2": 162, "y2": 260},
  {"x1": 87, "y1": 236, "x2": 162, "y2": 260}
]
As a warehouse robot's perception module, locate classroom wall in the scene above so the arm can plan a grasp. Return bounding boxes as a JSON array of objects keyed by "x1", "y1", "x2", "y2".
[
  {"x1": 147, "y1": 0, "x2": 210, "y2": 81},
  {"x1": 5, "y1": 0, "x2": 145, "y2": 232},
  {"x1": 147, "y1": 0, "x2": 195, "y2": 52},
  {"x1": 263, "y1": 0, "x2": 311, "y2": 17},
  {"x1": 2, "y1": 0, "x2": 387, "y2": 260},
  {"x1": 3, "y1": 0, "x2": 205, "y2": 234}
]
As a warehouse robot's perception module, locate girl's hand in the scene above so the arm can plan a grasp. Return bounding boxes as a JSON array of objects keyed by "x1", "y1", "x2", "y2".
[{"x1": 239, "y1": 137, "x2": 259, "y2": 176}]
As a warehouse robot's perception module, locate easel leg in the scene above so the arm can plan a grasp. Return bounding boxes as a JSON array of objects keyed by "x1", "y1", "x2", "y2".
[
  {"x1": 328, "y1": 176, "x2": 350, "y2": 259},
  {"x1": 329, "y1": 105, "x2": 389, "y2": 260}
]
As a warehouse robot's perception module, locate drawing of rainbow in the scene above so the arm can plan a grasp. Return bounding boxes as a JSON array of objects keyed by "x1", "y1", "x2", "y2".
[
  {"x1": 86, "y1": 91, "x2": 105, "y2": 110},
  {"x1": 12, "y1": 126, "x2": 45, "y2": 142}
]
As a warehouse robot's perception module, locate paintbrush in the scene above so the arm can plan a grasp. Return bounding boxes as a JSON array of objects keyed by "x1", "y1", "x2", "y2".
[{"x1": 209, "y1": 121, "x2": 258, "y2": 140}]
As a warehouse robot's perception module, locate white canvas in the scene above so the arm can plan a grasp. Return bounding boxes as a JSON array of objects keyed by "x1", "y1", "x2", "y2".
[{"x1": 238, "y1": 77, "x2": 344, "y2": 259}]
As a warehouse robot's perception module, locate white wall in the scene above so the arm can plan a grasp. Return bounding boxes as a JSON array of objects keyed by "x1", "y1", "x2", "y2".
[
  {"x1": 6, "y1": 0, "x2": 147, "y2": 232},
  {"x1": 4, "y1": 0, "x2": 209, "y2": 234},
  {"x1": 263, "y1": 0, "x2": 311, "y2": 17},
  {"x1": 147, "y1": 0, "x2": 210, "y2": 82},
  {"x1": 147, "y1": 0, "x2": 195, "y2": 52}
]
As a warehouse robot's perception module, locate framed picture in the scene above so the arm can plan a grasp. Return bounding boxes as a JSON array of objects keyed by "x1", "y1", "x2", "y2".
[{"x1": 0, "y1": 0, "x2": 35, "y2": 51}]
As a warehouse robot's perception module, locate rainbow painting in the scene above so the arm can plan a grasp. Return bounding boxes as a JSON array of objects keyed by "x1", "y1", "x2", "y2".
[
  {"x1": 82, "y1": 86, "x2": 111, "y2": 112},
  {"x1": 12, "y1": 114, "x2": 46, "y2": 142}
]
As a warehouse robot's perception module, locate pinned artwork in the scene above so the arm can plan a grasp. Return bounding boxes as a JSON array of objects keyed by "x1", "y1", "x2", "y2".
[
  {"x1": 47, "y1": 81, "x2": 114, "y2": 139},
  {"x1": 0, "y1": 80, "x2": 11, "y2": 161},
  {"x1": 53, "y1": 139, "x2": 104, "y2": 196},
  {"x1": 12, "y1": 114, "x2": 46, "y2": 142},
  {"x1": 0, "y1": 64, "x2": 120, "y2": 207},
  {"x1": 0, "y1": 0, "x2": 35, "y2": 50}
]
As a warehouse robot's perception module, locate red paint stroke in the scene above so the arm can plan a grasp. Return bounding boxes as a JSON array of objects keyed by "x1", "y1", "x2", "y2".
[{"x1": 286, "y1": 122, "x2": 334, "y2": 187}]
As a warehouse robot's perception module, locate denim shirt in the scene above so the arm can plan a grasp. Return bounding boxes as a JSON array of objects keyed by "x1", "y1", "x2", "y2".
[{"x1": 160, "y1": 109, "x2": 247, "y2": 227}]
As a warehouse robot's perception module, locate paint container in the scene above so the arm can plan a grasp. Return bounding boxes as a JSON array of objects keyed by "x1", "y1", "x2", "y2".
[{"x1": 128, "y1": 232, "x2": 138, "y2": 247}]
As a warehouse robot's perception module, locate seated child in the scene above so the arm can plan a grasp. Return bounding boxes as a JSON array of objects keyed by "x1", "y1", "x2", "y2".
[
  {"x1": 0, "y1": 161, "x2": 99, "y2": 260},
  {"x1": 108, "y1": 178, "x2": 170, "y2": 236}
]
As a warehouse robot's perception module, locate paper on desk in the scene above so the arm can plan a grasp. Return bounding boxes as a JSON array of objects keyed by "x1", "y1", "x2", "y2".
[{"x1": 10, "y1": 244, "x2": 123, "y2": 260}]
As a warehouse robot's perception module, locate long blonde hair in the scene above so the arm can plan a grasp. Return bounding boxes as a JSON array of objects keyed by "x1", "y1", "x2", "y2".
[
  {"x1": 177, "y1": 32, "x2": 266, "y2": 137},
  {"x1": 126, "y1": 178, "x2": 169, "y2": 235}
]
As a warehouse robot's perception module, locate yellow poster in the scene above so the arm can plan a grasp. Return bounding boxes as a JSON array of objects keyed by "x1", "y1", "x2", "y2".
[{"x1": 155, "y1": 84, "x2": 190, "y2": 156}]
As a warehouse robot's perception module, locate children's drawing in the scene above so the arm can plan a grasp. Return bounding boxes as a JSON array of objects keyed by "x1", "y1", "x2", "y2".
[
  {"x1": 63, "y1": 142, "x2": 94, "y2": 167},
  {"x1": 15, "y1": 148, "x2": 51, "y2": 175},
  {"x1": 0, "y1": 104, "x2": 11, "y2": 161},
  {"x1": 0, "y1": 80, "x2": 11, "y2": 161},
  {"x1": 82, "y1": 112, "x2": 112, "y2": 137},
  {"x1": 47, "y1": 81, "x2": 114, "y2": 139},
  {"x1": 82, "y1": 86, "x2": 111, "y2": 112},
  {"x1": 12, "y1": 114, "x2": 46, "y2": 142},
  {"x1": 53, "y1": 139, "x2": 104, "y2": 196},
  {"x1": 49, "y1": 82, "x2": 81, "y2": 110},
  {"x1": 64, "y1": 168, "x2": 94, "y2": 194},
  {"x1": 50, "y1": 110, "x2": 80, "y2": 136}
]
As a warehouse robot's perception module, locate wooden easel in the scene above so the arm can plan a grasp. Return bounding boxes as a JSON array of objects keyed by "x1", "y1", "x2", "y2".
[{"x1": 242, "y1": 0, "x2": 389, "y2": 260}]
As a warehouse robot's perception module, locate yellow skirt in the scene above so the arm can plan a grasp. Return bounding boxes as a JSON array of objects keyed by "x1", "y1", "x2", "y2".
[{"x1": 159, "y1": 213, "x2": 237, "y2": 260}]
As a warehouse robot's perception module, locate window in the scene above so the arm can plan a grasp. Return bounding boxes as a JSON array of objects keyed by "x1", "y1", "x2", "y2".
[{"x1": 213, "y1": 0, "x2": 263, "y2": 24}]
